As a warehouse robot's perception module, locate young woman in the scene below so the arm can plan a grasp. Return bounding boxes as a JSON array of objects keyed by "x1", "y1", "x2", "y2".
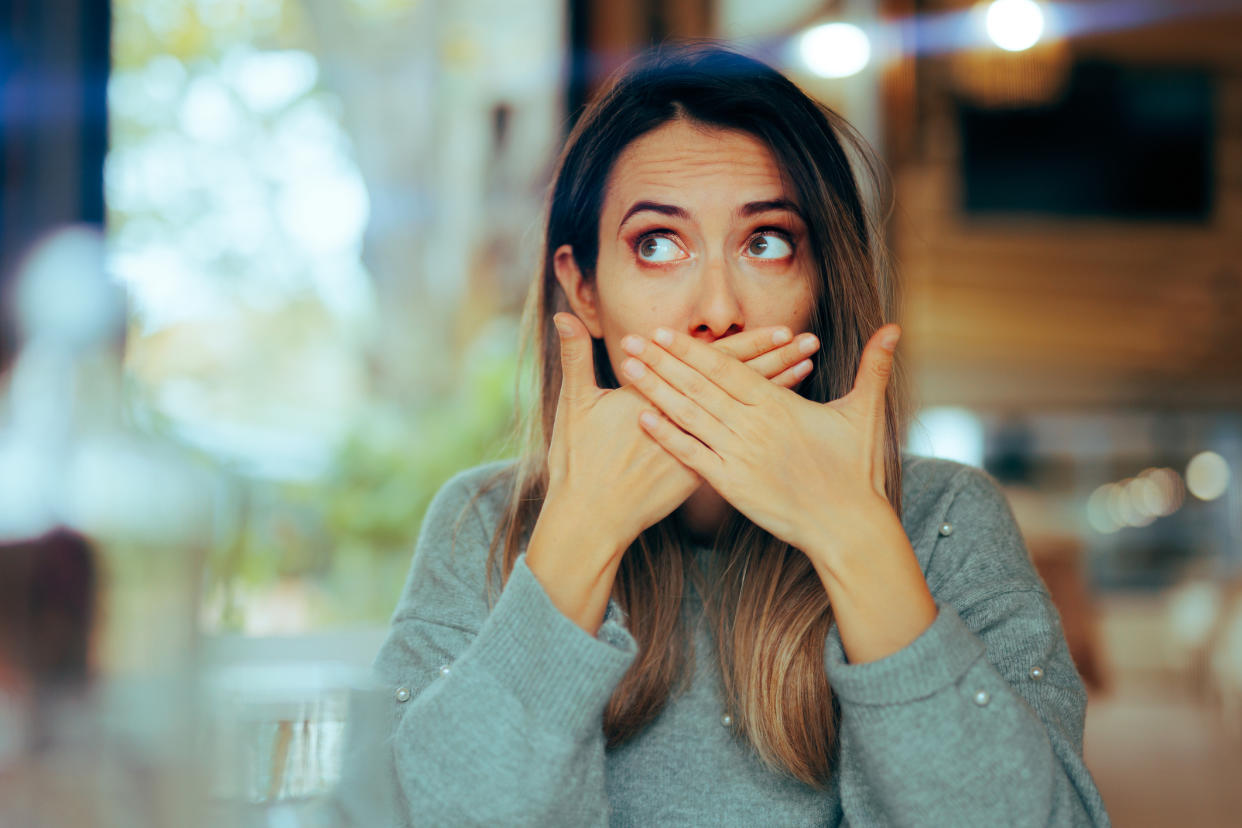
[{"x1": 363, "y1": 44, "x2": 1110, "y2": 826}]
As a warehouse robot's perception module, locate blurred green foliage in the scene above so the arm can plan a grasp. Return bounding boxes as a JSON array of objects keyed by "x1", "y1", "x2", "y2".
[{"x1": 204, "y1": 318, "x2": 522, "y2": 630}]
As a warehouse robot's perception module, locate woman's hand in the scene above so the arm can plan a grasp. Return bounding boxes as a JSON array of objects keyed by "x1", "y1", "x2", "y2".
[
  {"x1": 527, "y1": 312, "x2": 822, "y2": 633},
  {"x1": 618, "y1": 323, "x2": 937, "y2": 661},
  {"x1": 616, "y1": 324, "x2": 896, "y2": 562}
]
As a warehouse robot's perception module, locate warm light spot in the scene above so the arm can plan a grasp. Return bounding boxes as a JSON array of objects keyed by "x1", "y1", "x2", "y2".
[
  {"x1": 1086, "y1": 484, "x2": 1119, "y2": 534},
  {"x1": 1186, "y1": 451, "x2": 1230, "y2": 501},
  {"x1": 1139, "y1": 467, "x2": 1184, "y2": 517}
]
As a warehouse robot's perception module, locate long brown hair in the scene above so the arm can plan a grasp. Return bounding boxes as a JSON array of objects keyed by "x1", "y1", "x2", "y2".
[{"x1": 481, "y1": 42, "x2": 909, "y2": 787}]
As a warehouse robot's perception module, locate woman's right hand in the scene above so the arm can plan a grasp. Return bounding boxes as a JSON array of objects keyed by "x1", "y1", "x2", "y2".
[{"x1": 525, "y1": 312, "x2": 818, "y2": 633}]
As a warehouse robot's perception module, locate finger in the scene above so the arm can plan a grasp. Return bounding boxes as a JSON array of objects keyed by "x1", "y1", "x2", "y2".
[
  {"x1": 769, "y1": 358, "x2": 814, "y2": 390},
  {"x1": 620, "y1": 353, "x2": 734, "y2": 447},
  {"x1": 711, "y1": 326, "x2": 792, "y2": 362},
  {"x1": 554, "y1": 313, "x2": 599, "y2": 403},
  {"x1": 847, "y1": 324, "x2": 900, "y2": 412},
  {"x1": 648, "y1": 327, "x2": 767, "y2": 406},
  {"x1": 638, "y1": 409, "x2": 723, "y2": 482},
  {"x1": 622, "y1": 334, "x2": 743, "y2": 426},
  {"x1": 743, "y1": 333, "x2": 820, "y2": 380},
  {"x1": 847, "y1": 325, "x2": 900, "y2": 497}
]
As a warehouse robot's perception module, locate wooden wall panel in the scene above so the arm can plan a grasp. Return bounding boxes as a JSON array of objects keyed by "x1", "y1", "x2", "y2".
[{"x1": 891, "y1": 5, "x2": 1242, "y2": 409}]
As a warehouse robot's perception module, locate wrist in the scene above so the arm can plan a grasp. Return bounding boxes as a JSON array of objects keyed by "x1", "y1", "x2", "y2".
[
  {"x1": 799, "y1": 492, "x2": 900, "y2": 581},
  {"x1": 526, "y1": 495, "x2": 627, "y2": 634},
  {"x1": 803, "y1": 499, "x2": 937, "y2": 664}
]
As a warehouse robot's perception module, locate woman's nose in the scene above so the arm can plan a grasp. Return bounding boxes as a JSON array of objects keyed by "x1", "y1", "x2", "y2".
[{"x1": 688, "y1": 259, "x2": 744, "y2": 341}]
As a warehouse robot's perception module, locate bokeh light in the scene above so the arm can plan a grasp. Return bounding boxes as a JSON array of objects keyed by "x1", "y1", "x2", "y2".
[
  {"x1": 1186, "y1": 451, "x2": 1231, "y2": 501},
  {"x1": 1085, "y1": 467, "x2": 1187, "y2": 534},
  {"x1": 907, "y1": 407, "x2": 985, "y2": 468},
  {"x1": 985, "y1": 0, "x2": 1045, "y2": 52},
  {"x1": 798, "y1": 23, "x2": 871, "y2": 79},
  {"x1": 1086, "y1": 483, "x2": 1120, "y2": 534}
]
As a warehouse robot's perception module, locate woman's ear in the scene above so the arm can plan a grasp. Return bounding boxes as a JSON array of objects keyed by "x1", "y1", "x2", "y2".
[{"x1": 552, "y1": 245, "x2": 604, "y2": 338}]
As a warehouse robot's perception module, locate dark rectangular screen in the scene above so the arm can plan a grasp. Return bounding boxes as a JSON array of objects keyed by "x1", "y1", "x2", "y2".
[{"x1": 958, "y1": 61, "x2": 1213, "y2": 221}]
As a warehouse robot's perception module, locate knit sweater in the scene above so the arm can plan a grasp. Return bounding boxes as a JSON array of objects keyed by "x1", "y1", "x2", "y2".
[{"x1": 352, "y1": 454, "x2": 1110, "y2": 826}]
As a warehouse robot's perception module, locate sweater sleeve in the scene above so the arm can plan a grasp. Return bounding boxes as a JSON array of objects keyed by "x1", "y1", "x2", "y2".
[
  {"x1": 341, "y1": 465, "x2": 638, "y2": 827},
  {"x1": 823, "y1": 465, "x2": 1111, "y2": 827}
]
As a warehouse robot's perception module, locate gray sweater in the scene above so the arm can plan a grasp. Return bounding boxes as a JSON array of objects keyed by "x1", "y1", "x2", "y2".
[{"x1": 357, "y1": 454, "x2": 1110, "y2": 826}]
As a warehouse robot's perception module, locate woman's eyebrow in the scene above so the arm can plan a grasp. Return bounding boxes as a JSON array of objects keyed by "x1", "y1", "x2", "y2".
[
  {"x1": 616, "y1": 198, "x2": 804, "y2": 235},
  {"x1": 618, "y1": 200, "x2": 691, "y2": 232},
  {"x1": 739, "y1": 199, "x2": 803, "y2": 219}
]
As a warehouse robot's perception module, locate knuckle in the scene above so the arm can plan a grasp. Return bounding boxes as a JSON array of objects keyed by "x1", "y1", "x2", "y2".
[
  {"x1": 673, "y1": 398, "x2": 700, "y2": 430},
  {"x1": 870, "y1": 354, "x2": 893, "y2": 381},
  {"x1": 706, "y1": 350, "x2": 729, "y2": 379},
  {"x1": 671, "y1": 434, "x2": 696, "y2": 463},
  {"x1": 682, "y1": 372, "x2": 708, "y2": 400}
]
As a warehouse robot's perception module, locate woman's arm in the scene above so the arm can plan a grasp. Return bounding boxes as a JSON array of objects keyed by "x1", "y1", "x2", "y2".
[
  {"x1": 823, "y1": 465, "x2": 1110, "y2": 827},
  {"x1": 335, "y1": 464, "x2": 637, "y2": 827}
]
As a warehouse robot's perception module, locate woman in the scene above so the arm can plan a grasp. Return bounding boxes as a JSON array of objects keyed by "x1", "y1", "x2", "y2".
[{"x1": 364, "y1": 44, "x2": 1110, "y2": 826}]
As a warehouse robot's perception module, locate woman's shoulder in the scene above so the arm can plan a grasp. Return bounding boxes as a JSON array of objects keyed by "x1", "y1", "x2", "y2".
[
  {"x1": 434, "y1": 456, "x2": 516, "y2": 508},
  {"x1": 899, "y1": 453, "x2": 1015, "y2": 547},
  {"x1": 425, "y1": 458, "x2": 520, "y2": 531},
  {"x1": 898, "y1": 452, "x2": 988, "y2": 527},
  {"x1": 899, "y1": 452, "x2": 1040, "y2": 596},
  {"x1": 390, "y1": 458, "x2": 520, "y2": 628}
]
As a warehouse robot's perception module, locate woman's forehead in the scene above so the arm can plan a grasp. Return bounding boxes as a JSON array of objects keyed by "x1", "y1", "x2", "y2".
[{"x1": 602, "y1": 121, "x2": 796, "y2": 218}]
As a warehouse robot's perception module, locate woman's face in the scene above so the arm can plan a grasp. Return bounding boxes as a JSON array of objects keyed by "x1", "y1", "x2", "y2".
[{"x1": 555, "y1": 119, "x2": 816, "y2": 383}]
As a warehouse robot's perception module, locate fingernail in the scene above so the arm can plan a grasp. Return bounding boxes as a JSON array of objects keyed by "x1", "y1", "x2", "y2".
[
  {"x1": 798, "y1": 334, "x2": 818, "y2": 354},
  {"x1": 640, "y1": 411, "x2": 659, "y2": 429},
  {"x1": 880, "y1": 328, "x2": 900, "y2": 351},
  {"x1": 623, "y1": 358, "x2": 646, "y2": 379},
  {"x1": 795, "y1": 358, "x2": 813, "y2": 376},
  {"x1": 621, "y1": 335, "x2": 644, "y2": 356},
  {"x1": 554, "y1": 317, "x2": 573, "y2": 338},
  {"x1": 653, "y1": 328, "x2": 673, "y2": 347},
  {"x1": 772, "y1": 328, "x2": 792, "y2": 345}
]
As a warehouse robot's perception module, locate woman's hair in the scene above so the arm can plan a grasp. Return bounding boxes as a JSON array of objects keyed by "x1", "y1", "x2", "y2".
[{"x1": 482, "y1": 42, "x2": 909, "y2": 787}]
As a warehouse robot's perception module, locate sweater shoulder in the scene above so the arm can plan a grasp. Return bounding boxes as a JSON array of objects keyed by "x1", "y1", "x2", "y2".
[
  {"x1": 898, "y1": 453, "x2": 975, "y2": 535},
  {"x1": 900, "y1": 453, "x2": 1040, "y2": 600},
  {"x1": 389, "y1": 458, "x2": 519, "y2": 629},
  {"x1": 430, "y1": 457, "x2": 519, "y2": 531}
]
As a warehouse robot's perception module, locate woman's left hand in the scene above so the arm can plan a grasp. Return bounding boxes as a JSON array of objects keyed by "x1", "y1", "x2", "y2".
[{"x1": 618, "y1": 324, "x2": 903, "y2": 576}]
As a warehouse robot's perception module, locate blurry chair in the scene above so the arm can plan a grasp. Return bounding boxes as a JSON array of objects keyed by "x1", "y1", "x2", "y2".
[
  {"x1": 1028, "y1": 535, "x2": 1107, "y2": 692},
  {"x1": 1207, "y1": 585, "x2": 1242, "y2": 739},
  {"x1": 0, "y1": 528, "x2": 96, "y2": 719},
  {"x1": 0, "y1": 529, "x2": 193, "y2": 826},
  {"x1": 1164, "y1": 578, "x2": 1226, "y2": 698}
]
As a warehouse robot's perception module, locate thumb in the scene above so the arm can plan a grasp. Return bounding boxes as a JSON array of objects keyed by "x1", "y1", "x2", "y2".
[
  {"x1": 849, "y1": 324, "x2": 899, "y2": 410},
  {"x1": 553, "y1": 313, "x2": 599, "y2": 402}
]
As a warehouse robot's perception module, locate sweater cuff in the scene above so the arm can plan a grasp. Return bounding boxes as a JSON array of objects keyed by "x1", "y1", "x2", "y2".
[
  {"x1": 469, "y1": 554, "x2": 638, "y2": 732},
  {"x1": 824, "y1": 602, "x2": 985, "y2": 707}
]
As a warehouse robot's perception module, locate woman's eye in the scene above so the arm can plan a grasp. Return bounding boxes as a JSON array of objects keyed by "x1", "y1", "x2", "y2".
[
  {"x1": 636, "y1": 235, "x2": 685, "y2": 263},
  {"x1": 745, "y1": 232, "x2": 794, "y2": 260}
]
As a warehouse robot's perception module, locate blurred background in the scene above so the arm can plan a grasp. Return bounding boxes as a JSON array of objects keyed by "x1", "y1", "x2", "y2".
[{"x1": 1, "y1": 0, "x2": 1240, "y2": 824}]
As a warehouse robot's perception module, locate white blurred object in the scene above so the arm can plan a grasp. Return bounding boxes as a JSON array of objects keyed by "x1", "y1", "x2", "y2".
[
  {"x1": 205, "y1": 660, "x2": 366, "y2": 803},
  {"x1": 14, "y1": 227, "x2": 125, "y2": 350},
  {"x1": 798, "y1": 23, "x2": 872, "y2": 79},
  {"x1": 907, "y1": 407, "x2": 985, "y2": 467},
  {"x1": 1186, "y1": 451, "x2": 1230, "y2": 502},
  {"x1": 985, "y1": 0, "x2": 1044, "y2": 52},
  {"x1": 222, "y1": 48, "x2": 319, "y2": 115},
  {"x1": 0, "y1": 225, "x2": 218, "y2": 545},
  {"x1": 1167, "y1": 581, "x2": 1224, "y2": 653}
]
